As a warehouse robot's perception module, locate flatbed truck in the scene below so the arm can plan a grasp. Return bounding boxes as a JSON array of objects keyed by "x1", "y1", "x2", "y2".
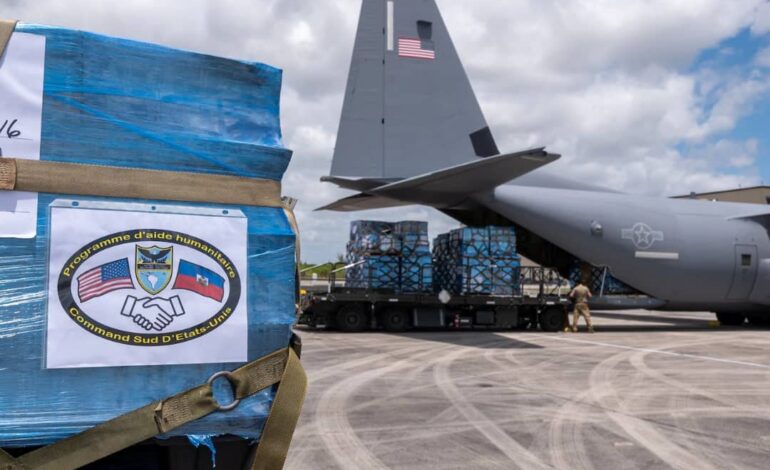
[{"x1": 299, "y1": 266, "x2": 572, "y2": 332}]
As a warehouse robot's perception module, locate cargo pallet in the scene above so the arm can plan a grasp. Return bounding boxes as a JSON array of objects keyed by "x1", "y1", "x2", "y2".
[{"x1": 299, "y1": 266, "x2": 572, "y2": 332}]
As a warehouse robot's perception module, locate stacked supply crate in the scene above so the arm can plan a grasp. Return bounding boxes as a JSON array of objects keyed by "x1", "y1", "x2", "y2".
[
  {"x1": 488, "y1": 226, "x2": 522, "y2": 295},
  {"x1": 345, "y1": 220, "x2": 431, "y2": 291},
  {"x1": 568, "y1": 261, "x2": 636, "y2": 295},
  {"x1": 396, "y1": 221, "x2": 432, "y2": 292},
  {"x1": 0, "y1": 24, "x2": 296, "y2": 447},
  {"x1": 346, "y1": 221, "x2": 401, "y2": 289},
  {"x1": 433, "y1": 226, "x2": 521, "y2": 295}
]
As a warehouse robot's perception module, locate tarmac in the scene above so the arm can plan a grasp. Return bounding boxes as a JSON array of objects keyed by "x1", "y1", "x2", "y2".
[{"x1": 285, "y1": 310, "x2": 770, "y2": 469}]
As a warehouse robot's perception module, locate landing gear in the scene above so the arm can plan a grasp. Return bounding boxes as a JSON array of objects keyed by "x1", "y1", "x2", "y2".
[
  {"x1": 747, "y1": 315, "x2": 770, "y2": 327},
  {"x1": 715, "y1": 312, "x2": 745, "y2": 326},
  {"x1": 539, "y1": 307, "x2": 566, "y2": 332}
]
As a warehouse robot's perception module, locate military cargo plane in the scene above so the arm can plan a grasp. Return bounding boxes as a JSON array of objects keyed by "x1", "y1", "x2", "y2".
[{"x1": 319, "y1": 0, "x2": 770, "y2": 326}]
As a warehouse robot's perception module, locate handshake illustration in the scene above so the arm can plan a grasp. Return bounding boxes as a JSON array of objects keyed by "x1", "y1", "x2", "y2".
[{"x1": 121, "y1": 295, "x2": 186, "y2": 331}]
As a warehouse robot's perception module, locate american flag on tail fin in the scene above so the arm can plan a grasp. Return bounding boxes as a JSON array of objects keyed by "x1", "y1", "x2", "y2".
[{"x1": 398, "y1": 37, "x2": 435, "y2": 60}]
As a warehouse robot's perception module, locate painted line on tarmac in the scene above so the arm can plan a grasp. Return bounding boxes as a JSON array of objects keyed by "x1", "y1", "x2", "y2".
[{"x1": 533, "y1": 335, "x2": 770, "y2": 370}]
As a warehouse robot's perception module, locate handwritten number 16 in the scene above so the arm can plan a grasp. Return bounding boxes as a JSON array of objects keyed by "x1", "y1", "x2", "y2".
[{"x1": 0, "y1": 119, "x2": 21, "y2": 138}]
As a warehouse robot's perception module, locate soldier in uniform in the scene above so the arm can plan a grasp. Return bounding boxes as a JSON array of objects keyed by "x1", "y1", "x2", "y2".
[{"x1": 569, "y1": 281, "x2": 594, "y2": 333}]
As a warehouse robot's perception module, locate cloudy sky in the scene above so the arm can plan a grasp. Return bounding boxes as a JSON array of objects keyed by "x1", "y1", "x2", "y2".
[{"x1": 4, "y1": 0, "x2": 770, "y2": 262}]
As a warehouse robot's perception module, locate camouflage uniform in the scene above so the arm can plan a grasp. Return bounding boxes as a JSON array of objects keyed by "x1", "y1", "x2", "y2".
[{"x1": 570, "y1": 283, "x2": 593, "y2": 332}]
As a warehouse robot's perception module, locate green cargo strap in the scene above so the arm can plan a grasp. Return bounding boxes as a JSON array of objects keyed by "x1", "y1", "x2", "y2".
[
  {"x1": 0, "y1": 448, "x2": 14, "y2": 469},
  {"x1": 281, "y1": 197, "x2": 302, "y2": 310},
  {"x1": 0, "y1": 158, "x2": 283, "y2": 208},
  {"x1": 282, "y1": 197, "x2": 301, "y2": 268},
  {"x1": 250, "y1": 340, "x2": 306, "y2": 470},
  {"x1": 0, "y1": 346, "x2": 306, "y2": 470},
  {"x1": 0, "y1": 19, "x2": 16, "y2": 58}
]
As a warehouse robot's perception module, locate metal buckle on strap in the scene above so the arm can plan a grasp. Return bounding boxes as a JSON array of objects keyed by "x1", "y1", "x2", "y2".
[{"x1": 206, "y1": 371, "x2": 241, "y2": 412}]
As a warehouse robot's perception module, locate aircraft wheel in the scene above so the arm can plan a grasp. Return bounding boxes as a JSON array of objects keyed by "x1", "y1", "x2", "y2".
[
  {"x1": 747, "y1": 315, "x2": 770, "y2": 327},
  {"x1": 382, "y1": 308, "x2": 408, "y2": 332},
  {"x1": 539, "y1": 307, "x2": 566, "y2": 332},
  {"x1": 715, "y1": 312, "x2": 745, "y2": 326},
  {"x1": 336, "y1": 304, "x2": 369, "y2": 332}
]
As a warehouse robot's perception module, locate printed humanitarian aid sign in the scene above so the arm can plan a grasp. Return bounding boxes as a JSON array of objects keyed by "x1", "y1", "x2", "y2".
[
  {"x1": 45, "y1": 200, "x2": 248, "y2": 368},
  {"x1": 0, "y1": 32, "x2": 45, "y2": 238}
]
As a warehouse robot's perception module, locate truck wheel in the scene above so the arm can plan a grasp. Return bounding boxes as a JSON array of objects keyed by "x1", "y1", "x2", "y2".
[
  {"x1": 382, "y1": 308, "x2": 408, "y2": 332},
  {"x1": 337, "y1": 304, "x2": 368, "y2": 332},
  {"x1": 716, "y1": 312, "x2": 745, "y2": 326},
  {"x1": 539, "y1": 307, "x2": 566, "y2": 332}
]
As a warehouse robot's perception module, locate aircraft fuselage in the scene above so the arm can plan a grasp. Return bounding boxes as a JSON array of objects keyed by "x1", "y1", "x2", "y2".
[{"x1": 476, "y1": 185, "x2": 770, "y2": 312}]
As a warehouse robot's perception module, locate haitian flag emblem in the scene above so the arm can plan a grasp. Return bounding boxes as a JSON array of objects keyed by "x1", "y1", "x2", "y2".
[{"x1": 173, "y1": 259, "x2": 225, "y2": 302}]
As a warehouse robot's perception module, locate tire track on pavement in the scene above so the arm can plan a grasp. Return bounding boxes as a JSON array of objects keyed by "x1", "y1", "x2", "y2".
[
  {"x1": 315, "y1": 342, "x2": 453, "y2": 470},
  {"x1": 585, "y1": 337, "x2": 721, "y2": 470},
  {"x1": 434, "y1": 347, "x2": 553, "y2": 470}
]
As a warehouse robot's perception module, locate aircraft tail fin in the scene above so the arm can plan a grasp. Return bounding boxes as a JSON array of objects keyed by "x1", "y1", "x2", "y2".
[{"x1": 330, "y1": 0, "x2": 497, "y2": 180}]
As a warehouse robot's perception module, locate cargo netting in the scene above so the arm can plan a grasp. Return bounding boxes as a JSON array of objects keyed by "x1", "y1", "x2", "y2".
[
  {"x1": 567, "y1": 260, "x2": 637, "y2": 295},
  {"x1": 345, "y1": 220, "x2": 432, "y2": 292},
  {"x1": 432, "y1": 226, "x2": 521, "y2": 296}
]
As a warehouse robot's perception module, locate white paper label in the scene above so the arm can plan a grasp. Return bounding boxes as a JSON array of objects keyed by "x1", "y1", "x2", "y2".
[
  {"x1": 0, "y1": 32, "x2": 46, "y2": 238},
  {"x1": 45, "y1": 201, "x2": 249, "y2": 369}
]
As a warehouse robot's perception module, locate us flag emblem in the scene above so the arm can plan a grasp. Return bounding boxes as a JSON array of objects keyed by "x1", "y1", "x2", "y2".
[
  {"x1": 398, "y1": 37, "x2": 435, "y2": 60},
  {"x1": 77, "y1": 258, "x2": 134, "y2": 302}
]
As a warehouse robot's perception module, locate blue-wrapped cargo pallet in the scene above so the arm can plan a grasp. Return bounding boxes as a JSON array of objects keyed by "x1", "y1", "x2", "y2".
[
  {"x1": 568, "y1": 260, "x2": 636, "y2": 295},
  {"x1": 345, "y1": 220, "x2": 431, "y2": 292},
  {"x1": 432, "y1": 226, "x2": 521, "y2": 296},
  {"x1": 0, "y1": 23, "x2": 296, "y2": 452},
  {"x1": 348, "y1": 220, "x2": 402, "y2": 254},
  {"x1": 396, "y1": 221, "x2": 432, "y2": 292}
]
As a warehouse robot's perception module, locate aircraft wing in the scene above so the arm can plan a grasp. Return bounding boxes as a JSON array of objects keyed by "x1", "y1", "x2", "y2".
[
  {"x1": 727, "y1": 207, "x2": 770, "y2": 220},
  {"x1": 368, "y1": 148, "x2": 560, "y2": 207},
  {"x1": 726, "y1": 207, "x2": 770, "y2": 230}
]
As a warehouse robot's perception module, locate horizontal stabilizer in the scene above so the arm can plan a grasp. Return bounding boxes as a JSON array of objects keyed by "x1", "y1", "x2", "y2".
[
  {"x1": 319, "y1": 176, "x2": 395, "y2": 192},
  {"x1": 369, "y1": 148, "x2": 559, "y2": 207},
  {"x1": 315, "y1": 192, "x2": 412, "y2": 212}
]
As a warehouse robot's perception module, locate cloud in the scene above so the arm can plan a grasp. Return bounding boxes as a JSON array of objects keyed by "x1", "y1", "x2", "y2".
[
  {"x1": 3, "y1": 0, "x2": 770, "y2": 262},
  {"x1": 440, "y1": 0, "x2": 768, "y2": 199},
  {"x1": 753, "y1": 1, "x2": 770, "y2": 35},
  {"x1": 757, "y1": 46, "x2": 770, "y2": 67}
]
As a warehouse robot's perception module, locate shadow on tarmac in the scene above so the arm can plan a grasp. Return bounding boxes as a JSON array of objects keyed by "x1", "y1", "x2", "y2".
[
  {"x1": 592, "y1": 311, "x2": 709, "y2": 324},
  {"x1": 579, "y1": 311, "x2": 720, "y2": 332},
  {"x1": 294, "y1": 326, "x2": 544, "y2": 349},
  {"x1": 388, "y1": 331, "x2": 544, "y2": 349},
  {"x1": 586, "y1": 311, "x2": 770, "y2": 332}
]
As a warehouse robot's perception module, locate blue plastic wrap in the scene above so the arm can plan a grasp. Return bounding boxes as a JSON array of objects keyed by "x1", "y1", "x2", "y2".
[
  {"x1": 348, "y1": 220, "x2": 401, "y2": 254},
  {"x1": 346, "y1": 255, "x2": 401, "y2": 290},
  {"x1": 345, "y1": 221, "x2": 431, "y2": 292},
  {"x1": 0, "y1": 25, "x2": 295, "y2": 447},
  {"x1": 488, "y1": 226, "x2": 517, "y2": 258},
  {"x1": 395, "y1": 222, "x2": 431, "y2": 292},
  {"x1": 187, "y1": 435, "x2": 217, "y2": 466},
  {"x1": 433, "y1": 226, "x2": 520, "y2": 295}
]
